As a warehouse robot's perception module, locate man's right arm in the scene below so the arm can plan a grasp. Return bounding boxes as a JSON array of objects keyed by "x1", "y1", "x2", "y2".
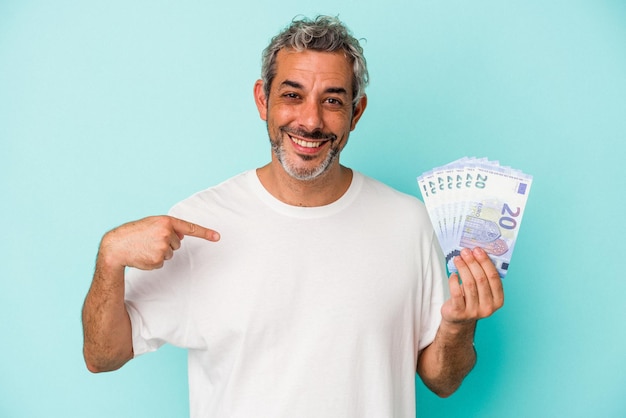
[
  {"x1": 82, "y1": 247, "x2": 133, "y2": 373},
  {"x1": 81, "y1": 216, "x2": 220, "y2": 373}
]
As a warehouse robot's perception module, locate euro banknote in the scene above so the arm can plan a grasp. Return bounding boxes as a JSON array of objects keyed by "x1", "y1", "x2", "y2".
[{"x1": 418, "y1": 157, "x2": 533, "y2": 277}]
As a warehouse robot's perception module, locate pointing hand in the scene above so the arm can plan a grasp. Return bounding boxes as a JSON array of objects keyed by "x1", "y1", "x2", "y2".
[{"x1": 99, "y1": 216, "x2": 220, "y2": 270}]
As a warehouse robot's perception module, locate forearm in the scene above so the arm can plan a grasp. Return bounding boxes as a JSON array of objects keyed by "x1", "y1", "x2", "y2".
[
  {"x1": 417, "y1": 320, "x2": 477, "y2": 397},
  {"x1": 82, "y1": 248, "x2": 133, "y2": 373}
]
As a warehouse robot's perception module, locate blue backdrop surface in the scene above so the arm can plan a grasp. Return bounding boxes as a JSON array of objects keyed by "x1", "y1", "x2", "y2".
[{"x1": 1, "y1": 1, "x2": 625, "y2": 417}]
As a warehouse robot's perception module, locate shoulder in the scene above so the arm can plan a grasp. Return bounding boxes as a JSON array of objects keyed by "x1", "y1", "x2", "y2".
[
  {"x1": 168, "y1": 170, "x2": 256, "y2": 219},
  {"x1": 356, "y1": 171, "x2": 427, "y2": 214}
]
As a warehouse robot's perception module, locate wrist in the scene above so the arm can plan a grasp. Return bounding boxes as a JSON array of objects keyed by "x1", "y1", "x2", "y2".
[
  {"x1": 439, "y1": 318, "x2": 477, "y2": 339},
  {"x1": 97, "y1": 233, "x2": 127, "y2": 272}
]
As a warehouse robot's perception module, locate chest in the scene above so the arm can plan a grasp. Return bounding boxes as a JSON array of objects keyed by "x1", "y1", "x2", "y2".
[{"x1": 187, "y1": 215, "x2": 424, "y2": 347}]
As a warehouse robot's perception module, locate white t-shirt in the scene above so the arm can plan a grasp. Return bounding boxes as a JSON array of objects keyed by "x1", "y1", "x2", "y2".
[{"x1": 125, "y1": 170, "x2": 447, "y2": 418}]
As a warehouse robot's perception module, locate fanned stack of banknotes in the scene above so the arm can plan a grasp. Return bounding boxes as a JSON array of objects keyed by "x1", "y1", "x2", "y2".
[{"x1": 417, "y1": 157, "x2": 533, "y2": 277}]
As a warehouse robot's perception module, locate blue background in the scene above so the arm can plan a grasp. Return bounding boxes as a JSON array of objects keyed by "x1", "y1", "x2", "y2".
[{"x1": 1, "y1": 1, "x2": 625, "y2": 417}]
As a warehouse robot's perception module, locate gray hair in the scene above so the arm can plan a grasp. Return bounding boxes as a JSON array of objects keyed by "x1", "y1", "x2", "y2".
[{"x1": 261, "y1": 15, "x2": 369, "y2": 108}]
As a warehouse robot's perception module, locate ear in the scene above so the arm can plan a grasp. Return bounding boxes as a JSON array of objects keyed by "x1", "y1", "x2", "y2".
[
  {"x1": 253, "y1": 79, "x2": 268, "y2": 121},
  {"x1": 350, "y1": 95, "x2": 367, "y2": 131}
]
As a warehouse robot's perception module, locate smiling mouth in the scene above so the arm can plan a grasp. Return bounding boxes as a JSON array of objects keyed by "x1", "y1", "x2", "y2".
[
  {"x1": 289, "y1": 135, "x2": 327, "y2": 148},
  {"x1": 282, "y1": 127, "x2": 337, "y2": 150}
]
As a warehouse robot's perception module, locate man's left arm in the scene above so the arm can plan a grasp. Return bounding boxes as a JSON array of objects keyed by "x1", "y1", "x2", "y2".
[{"x1": 417, "y1": 247, "x2": 504, "y2": 397}]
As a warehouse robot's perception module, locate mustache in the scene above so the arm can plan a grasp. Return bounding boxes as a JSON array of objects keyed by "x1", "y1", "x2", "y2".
[{"x1": 280, "y1": 126, "x2": 337, "y2": 142}]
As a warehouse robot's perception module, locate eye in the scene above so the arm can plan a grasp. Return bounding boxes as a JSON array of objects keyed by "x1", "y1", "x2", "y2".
[
  {"x1": 325, "y1": 97, "x2": 344, "y2": 106},
  {"x1": 283, "y1": 92, "x2": 301, "y2": 100}
]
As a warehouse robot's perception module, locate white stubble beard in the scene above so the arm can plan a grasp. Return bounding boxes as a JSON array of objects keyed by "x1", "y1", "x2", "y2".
[{"x1": 268, "y1": 126, "x2": 342, "y2": 181}]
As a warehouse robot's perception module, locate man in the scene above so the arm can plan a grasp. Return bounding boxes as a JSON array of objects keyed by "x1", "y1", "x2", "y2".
[{"x1": 82, "y1": 15, "x2": 503, "y2": 417}]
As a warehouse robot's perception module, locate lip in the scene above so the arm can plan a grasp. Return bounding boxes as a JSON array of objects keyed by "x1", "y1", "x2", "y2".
[{"x1": 288, "y1": 134, "x2": 330, "y2": 154}]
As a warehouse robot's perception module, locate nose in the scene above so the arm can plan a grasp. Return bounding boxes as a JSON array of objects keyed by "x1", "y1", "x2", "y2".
[{"x1": 297, "y1": 98, "x2": 323, "y2": 132}]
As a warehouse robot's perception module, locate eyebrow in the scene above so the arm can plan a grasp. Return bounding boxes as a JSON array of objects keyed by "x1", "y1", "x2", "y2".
[
  {"x1": 279, "y1": 80, "x2": 349, "y2": 96},
  {"x1": 326, "y1": 87, "x2": 349, "y2": 96},
  {"x1": 280, "y1": 80, "x2": 303, "y2": 90}
]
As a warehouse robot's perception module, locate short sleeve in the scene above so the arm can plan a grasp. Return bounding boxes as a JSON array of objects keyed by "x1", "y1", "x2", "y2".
[
  {"x1": 125, "y1": 243, "x2": 193, "y2": 357},
  {"x1": 417, "y1": 231, "x2": 447, "y2": 351}
]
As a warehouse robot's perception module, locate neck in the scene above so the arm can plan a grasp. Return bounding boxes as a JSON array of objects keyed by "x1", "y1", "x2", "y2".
[{"x1": 256, "y1": 161, "x2": 353, "y2": 207}]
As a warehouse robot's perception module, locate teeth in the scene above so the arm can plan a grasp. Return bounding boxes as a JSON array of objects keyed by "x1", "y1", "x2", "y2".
[{"x1": 291, "y1": 136, "x2": 323, "y2": 148}]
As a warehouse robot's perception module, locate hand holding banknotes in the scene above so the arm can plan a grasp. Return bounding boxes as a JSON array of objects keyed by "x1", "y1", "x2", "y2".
[
  {"x1": 416, "y1": 157, "x2": 529, "y2": 396},
  {"x1": 442, "y1": 246, "x2": 504, "y2": 324}
]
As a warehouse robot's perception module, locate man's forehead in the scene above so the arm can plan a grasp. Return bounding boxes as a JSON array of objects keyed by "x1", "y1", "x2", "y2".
[
  {"x1": 273, "y1": 48, "x2": 353, "y2": 87},
  {"x1": 277, "y1": 48, "x2": 350, "y2": 68}
]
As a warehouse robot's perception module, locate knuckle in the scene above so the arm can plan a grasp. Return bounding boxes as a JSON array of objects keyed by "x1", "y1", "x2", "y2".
[
  {"x1": 159, "y1": 216, "x2": 174, "y2": 229},
  {"x1": 462, "y1": 279, "x2": 477, "y2": 292},
  {"x1": 149, "y1": 215, "x2": 171, "y2": 229},
  {"x1": 474, "y1": 274, "x2": 488, "y2": 285},
  {"x1": 149, "y1": 251, "x2": 164, "y2": 263}
]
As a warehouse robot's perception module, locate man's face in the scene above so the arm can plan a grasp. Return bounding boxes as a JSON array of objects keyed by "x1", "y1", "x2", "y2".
[{"x1": 254, "y1": 49, "x2": 366, "y2": 181}]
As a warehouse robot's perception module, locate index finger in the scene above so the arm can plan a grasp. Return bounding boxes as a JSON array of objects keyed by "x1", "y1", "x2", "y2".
[{"x1": 170, "y1": 216, "x2": 221, "y2": 242}]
